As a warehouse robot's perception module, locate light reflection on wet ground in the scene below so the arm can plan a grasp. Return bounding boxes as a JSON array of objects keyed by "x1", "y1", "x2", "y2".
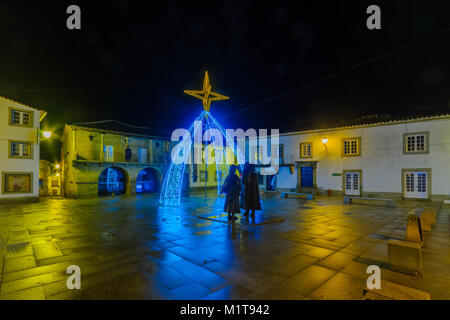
[{"x1": 0, "y1": 191, "x2": 449, "y2": 300}]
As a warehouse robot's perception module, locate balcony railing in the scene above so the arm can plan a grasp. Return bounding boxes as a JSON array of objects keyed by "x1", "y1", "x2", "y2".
[{"x1": 75, "y1": 151, "x2": 169, "y2": 164}]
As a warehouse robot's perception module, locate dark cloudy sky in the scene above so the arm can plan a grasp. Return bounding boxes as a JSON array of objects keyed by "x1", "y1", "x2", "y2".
[{"x1": 1, "y1": 0, "x2": 450, "y2": 150}]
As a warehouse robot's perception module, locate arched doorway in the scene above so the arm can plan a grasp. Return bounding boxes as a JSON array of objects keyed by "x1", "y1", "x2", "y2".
[
  {"x1": 98, "y1": 167, "x2": 128, "y2": 196},
  {"x1": 136, "y1": 168, "x2": 161, "y2": 193}
]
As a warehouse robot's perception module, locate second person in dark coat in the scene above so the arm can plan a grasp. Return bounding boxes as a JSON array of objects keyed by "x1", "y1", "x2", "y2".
[{"x1": 241, "y1": 164, "x2": 261, "y2": 218}]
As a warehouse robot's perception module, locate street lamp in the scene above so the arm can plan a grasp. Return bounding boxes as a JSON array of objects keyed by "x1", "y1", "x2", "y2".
[{"x1": 42, "y1": 131, "x2": 52, "y2": 138}]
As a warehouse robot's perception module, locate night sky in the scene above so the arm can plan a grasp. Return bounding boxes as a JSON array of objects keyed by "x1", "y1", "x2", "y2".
[{"x1": 1, "y1": 0, "x2": 450, "y2": 161}]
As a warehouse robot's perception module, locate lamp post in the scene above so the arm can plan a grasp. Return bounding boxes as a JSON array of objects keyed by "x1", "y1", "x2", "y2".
[
  {"x1": 205, "y1": 144, "x2": 208, "y2": 201},
  {"x1": 42, "y1": 131, "x2": 52, "y2": 139}
]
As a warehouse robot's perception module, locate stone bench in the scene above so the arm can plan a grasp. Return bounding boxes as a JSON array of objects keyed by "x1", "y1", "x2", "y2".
[
  {"x1": 413, "y1": 206, "x2": 438, "y2": 233},
  {"x1": 281, "y1": 192, "x2": 314, "y2": 200},
  {"x1": 388, "y1": 239, "x2": 422, "y2": 275},
  {"x1": 406, "y1": 214, "x2": 423, "y2": 246},
  {"x1": 343, "y1": 196, "x2": 395, "y2": 207},
  {"x1": 421, "y1": 206, "x2": 437, "y2": 224},
  {"x1": 363, "y1": 280, "x2": 430, "y2": 300}
]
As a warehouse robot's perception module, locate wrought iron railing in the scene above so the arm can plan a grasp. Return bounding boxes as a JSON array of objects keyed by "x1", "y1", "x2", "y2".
[{"x1": 75, "y1": 151, "x2": 168, "y2": 164}]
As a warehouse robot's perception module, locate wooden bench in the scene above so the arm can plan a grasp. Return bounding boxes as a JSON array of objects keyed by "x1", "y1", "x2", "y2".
[
  {"x1": 281, "y1": 192, "x2": 314, "y2": 200},
  {"x1": 343, "y1": 196, "x2": 395, "y2": 207}
]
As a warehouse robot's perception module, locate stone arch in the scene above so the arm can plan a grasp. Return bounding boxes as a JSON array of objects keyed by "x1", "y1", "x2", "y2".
[
  {"x1": 98, "y1": 166, "x2": 130, "y2": 196},
  {"x1": 135, "y1": 167, "x2": 163, "y2": 194}
]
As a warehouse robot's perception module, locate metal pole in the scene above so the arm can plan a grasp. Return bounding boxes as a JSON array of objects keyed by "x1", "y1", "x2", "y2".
[{"x1": 205, "y1": 145, "x2": 207, "y2": 201}]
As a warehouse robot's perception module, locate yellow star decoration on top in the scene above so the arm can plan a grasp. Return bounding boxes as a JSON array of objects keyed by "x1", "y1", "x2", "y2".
[{"x1": 184, "y1": 71, "x2": 229, "y2": 113}]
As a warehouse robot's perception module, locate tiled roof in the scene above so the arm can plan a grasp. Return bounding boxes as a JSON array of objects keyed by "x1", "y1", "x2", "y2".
[
  {"x1": 0, "y1": 95, "x2": 47, "y2": 121},
  {"x1": 281, "y1": 114, "x2": 450, "y2": 136},
  {"x1": 70, "y1": 120, "x2": 170, "y2": 140}
]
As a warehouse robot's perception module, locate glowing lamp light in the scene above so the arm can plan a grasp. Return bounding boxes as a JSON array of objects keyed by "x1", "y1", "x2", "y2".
[
  {"x1": 56, "y1": 173, "x2": 60, "y2": 177},
  {"x1": 322, "y1": 138, "x2": 328, "y2": 145},
  {"x1": 55, "y1": 164, "x2": 60, "y2": 169},
  {"x1": 43, "y1": 131, "x2": 52, "y2": 138}
]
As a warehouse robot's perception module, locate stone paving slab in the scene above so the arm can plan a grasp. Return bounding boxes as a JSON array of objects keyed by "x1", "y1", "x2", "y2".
[
  {"x1": 198, "y1": 213, "x2": 284, "y2": 226},
  {"x1": 0, "y1": 194, "x2": 449, "y2": 300}
]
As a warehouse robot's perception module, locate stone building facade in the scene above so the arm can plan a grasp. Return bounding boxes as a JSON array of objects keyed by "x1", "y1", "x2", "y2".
[
  {"x1": 60, "y1": 121, "x2": 171, "y2": 198},
  {"x1": 192, "y1": 115, "x2": 450, "y2": 203},
  {"x1": 0, "y1": 96, "x2": 47, "y2": 203},
  {"x1": 272, "y1": 115, "x2": 450, "y2": 202}
]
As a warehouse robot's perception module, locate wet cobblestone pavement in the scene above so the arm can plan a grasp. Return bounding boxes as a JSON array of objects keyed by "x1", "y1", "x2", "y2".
[{"x1": 0, "y1": 192, "x2": 449, "y2": 300}]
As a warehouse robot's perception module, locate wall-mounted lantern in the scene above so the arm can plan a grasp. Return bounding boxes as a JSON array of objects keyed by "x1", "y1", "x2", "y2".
[
  {"x1": 42, "y1": 131, "x2": 52, "y2": 139},
  {"x1": 322, "y1": 137, "x2": 328, "y2": 151}
]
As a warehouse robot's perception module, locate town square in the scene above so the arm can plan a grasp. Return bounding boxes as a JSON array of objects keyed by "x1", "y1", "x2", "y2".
[{"x1": 0, "y1": 0, "x2": 450, "y2": 304}]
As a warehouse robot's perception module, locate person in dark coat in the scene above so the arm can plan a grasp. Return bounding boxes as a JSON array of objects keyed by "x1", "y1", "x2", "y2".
[
  {"x1": 242, "y1": 164, "x2": 261, "y2": 218},
  {"x1": 125, "y1": 145, "x2": 132, "y2": 162},
  {"x1": 221, "y1": 165, "x2": 242, "y2": 220},
  {"x1": 240, "y1": 164, "x2": 249, "y2": 210}
]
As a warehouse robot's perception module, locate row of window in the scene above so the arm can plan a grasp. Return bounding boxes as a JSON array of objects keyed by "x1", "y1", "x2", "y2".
[
  {"x1": 4, "y1": 108, "x2": 35, "y2": 194},
  {"x1": 299, "y1": 132, "x2": 429, "y2": 159},
  {"x1": 102, "y1": 145, "x2": 168, "y2": 163},
  {"x1": 6, "y1": 107, "x2": 34, "y2": 159}
]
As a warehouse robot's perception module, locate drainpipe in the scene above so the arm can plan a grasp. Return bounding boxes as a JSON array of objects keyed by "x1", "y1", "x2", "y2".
[{"x1": 100, "y1": 134, "x2": 104, "y2": 162}]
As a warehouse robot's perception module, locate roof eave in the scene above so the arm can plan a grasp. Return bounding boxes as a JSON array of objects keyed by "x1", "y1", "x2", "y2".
[{"x1": 39, "y1": 110, "x2": 47, "y2": 122}]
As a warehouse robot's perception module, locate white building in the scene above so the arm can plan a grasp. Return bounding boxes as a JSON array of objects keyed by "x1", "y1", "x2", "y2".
[
  {"x1": 0, "y1": 96, "x2": 47, "y2": 203},
  {"x1": 181, "y1": 115, "x2": 450, "y2": 203},
  {"x1": 270, "y1": 115, "x2": 450, "y2": 202}
]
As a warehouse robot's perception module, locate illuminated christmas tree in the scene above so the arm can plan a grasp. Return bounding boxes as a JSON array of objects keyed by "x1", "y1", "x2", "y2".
[{"x1": 159, "y1": 71, "x2": 244, "y2": 207}]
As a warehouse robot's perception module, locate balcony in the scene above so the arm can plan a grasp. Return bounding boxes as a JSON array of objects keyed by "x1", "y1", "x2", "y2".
[{"x1": 75, "y1": 151, "x2": 169, "y2": 164}]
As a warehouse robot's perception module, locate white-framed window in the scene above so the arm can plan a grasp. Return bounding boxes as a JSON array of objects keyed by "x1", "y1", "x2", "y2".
[
  {"x1": 405, "y1": 133, "x2": 428, "y2": 153},
  {"x1": 342, "y1": 138, "x2": 361, "y2": 156},
  {"x1": 300, "y1": 143, "x2": 312, "y2": 158},
  {"x1": 9, "y1": 141, "x2": 32, "y2": 159},
  {"x1": 9, "y1": 108, "x2": 33, "y2": 127},
  {"x1": 403, "y1": 169, "x2": 430, "y2": 199}
]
